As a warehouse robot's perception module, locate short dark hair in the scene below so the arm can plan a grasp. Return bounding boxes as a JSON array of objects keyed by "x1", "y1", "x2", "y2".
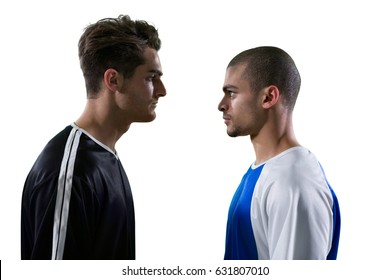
[
  {"x1": 78, "y1": 15, "x2": 161, "y2": 98},
  {"x1": 228, "y1": 46, "x2": 301, "y2": 111}
]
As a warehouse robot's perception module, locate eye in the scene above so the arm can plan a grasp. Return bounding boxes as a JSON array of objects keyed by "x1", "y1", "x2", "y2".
[
  {"x1": 227, "y1": 91, "x2": 236, "y2": 98},
  {"x1": 147, "y1": 74, "x2": 157, "y2": 81}
]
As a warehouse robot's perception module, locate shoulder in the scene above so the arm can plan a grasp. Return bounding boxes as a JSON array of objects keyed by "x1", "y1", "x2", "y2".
[
  {"x1": 25, "y1": 126, "x2": 73, "y2": 184},
  {"x1": 255, "y1": 147, "x2": 332, "y2": 206},
  {"x1": 264, "y1": 147, "x2": 325, "y2": 186},
  {"x1": 33, "y1": 126, "x2": 73, "y2": 166}
]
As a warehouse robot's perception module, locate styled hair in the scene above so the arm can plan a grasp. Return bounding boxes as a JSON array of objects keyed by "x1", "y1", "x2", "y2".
[
  {"x1": 228, "y1": 46, "x2": 301, "y2": 111},
  {"x1": 78, "y1": 15, "x2": 161, "y2": 98}
]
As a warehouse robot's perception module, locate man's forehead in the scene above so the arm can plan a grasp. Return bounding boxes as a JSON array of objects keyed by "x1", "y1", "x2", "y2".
[
  {"x1": 225, "y1": 63, "x2": 247, "y2": 79},
  {"x1": 139, "y1": 48, "x2": 163, "y2": 74}
]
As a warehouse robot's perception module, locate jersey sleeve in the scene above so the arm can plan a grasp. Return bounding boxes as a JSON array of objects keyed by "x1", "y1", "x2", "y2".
[
  {"x1": 21, "y1": 175, "x2": 58, "y2": 259},
  {"x1": 60, "y1": 175, "x2": 101, "y2": 259},
  {"x1": 21, "y1": 175, "x2": 100, "y2": 259},
  {"x1": 264, "y1": 176, "x2": 334, "y2": 259}
]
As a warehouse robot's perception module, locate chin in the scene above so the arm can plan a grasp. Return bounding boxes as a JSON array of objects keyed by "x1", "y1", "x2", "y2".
[
  {"x1": 227, "y1": 127, "x2": 242, "y2": 138},
  {"x1": 227, "y1": 131, "x2": 239, "y2": 137},
  {"x1": 148, "y1": 112, "x2": 157, "y2": 121},
  {"x1": 139, "y1": 113, "x2": 157, "y2": 123},
  {"x1": 227, "y1": 129, "x2": 237, "y2": 137}
]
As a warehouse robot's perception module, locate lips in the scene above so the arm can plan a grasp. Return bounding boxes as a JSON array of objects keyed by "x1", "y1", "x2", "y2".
[{"x1": 223, "y1": 115, "x2": 231, "y2": 125}]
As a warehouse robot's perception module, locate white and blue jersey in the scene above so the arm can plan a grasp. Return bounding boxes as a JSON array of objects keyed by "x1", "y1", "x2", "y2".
[{"x1": 224, "y1": 146, "x2": 340, "y2": 260}]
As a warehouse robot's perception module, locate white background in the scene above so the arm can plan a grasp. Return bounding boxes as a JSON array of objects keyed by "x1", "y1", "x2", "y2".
[{"x1": 1, "y1": 0, "x2": 389, "y2": 278}]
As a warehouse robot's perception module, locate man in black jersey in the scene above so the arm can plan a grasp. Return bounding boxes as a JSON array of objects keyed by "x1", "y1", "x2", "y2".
[{"x1": 21, "y1": 15, "x2": 166, "y2": 260}]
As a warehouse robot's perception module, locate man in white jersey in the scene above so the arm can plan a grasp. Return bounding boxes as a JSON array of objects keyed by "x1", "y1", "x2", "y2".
[{"x1": 218, "y1": 46, "x2": 340, "y2": 260}]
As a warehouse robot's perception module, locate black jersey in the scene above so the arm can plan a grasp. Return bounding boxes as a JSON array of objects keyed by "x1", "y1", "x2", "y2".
[{"x1": 21, "y1": 124, "x2": 135, "y2": 260}]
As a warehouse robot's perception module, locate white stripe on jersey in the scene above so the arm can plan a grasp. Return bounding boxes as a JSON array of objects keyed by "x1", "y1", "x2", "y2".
[{"x1": 51, "y1": 127, "x2": 82, "y2": 260}]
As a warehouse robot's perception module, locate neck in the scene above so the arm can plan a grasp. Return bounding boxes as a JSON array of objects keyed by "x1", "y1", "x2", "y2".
[
  {"x1": 75, "y1": 99, "x2": 130, "y2": 151},
  {"x1": 251, "y1": 112, "x2": 299, "y2": 165}
]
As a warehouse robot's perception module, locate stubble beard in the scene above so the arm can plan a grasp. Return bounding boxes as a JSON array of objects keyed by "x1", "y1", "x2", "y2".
[{"x1": 227, "y1": 126, "x2": 241, "y2": 138}]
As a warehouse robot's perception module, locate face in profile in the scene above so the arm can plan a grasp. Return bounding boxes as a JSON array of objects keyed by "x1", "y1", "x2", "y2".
[
  {"x1": 115, "y1": 47, "x2": 166, "y2": 124},
  {"x1": 218, "y1": 64, "x2": 266, "y2": 138}
]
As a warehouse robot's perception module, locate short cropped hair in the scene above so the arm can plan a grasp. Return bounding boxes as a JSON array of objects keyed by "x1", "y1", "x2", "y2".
[
  {"x1": 228, "y1": 46, "x2": 301, "y2": 111},
  {"x1": 78, "y1": 15, "x2": 161, "y2": 98}
]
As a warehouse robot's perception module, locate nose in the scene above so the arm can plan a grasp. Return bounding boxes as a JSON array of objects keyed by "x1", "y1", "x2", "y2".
[
  {"x1": 155, "y1": 80, "x2": 167, "y2": 97},
  {"x1": 218, "y1": 98, "x2": 227, "y2": 112}
]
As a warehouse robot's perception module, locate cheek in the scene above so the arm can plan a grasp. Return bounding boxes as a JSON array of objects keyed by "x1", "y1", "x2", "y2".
[
  {"x1": 115, "y1": 88, "x2": 137, "y2": 110},
  {"x1": 142, "y1": 81, "x2": 154, "y2": 95},
  {"x1": 120, "y1": 85, "x2": 151, "y2": 106},
  {"x1": 133, "y1": 84, "x2": 154, "y2": 105},
  {"x1": 235, "y1": 99, "x2": 261, "y2": 120},
  {"x1": 233, "y1": 98, "x2": 253, "y2": 114}
]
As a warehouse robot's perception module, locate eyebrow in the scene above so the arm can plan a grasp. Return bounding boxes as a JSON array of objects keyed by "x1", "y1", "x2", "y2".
[
  {"x1": 222, "y1": 84, "x2": 238, "y2": 91},
  {"x1": 149, "y1": 69, "x2": 163, "y2": 76}
]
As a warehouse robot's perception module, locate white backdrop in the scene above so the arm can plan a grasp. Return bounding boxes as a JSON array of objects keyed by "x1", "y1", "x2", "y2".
[{"x1": 1, "y1": 0, "x2": 389, "y2": 278}]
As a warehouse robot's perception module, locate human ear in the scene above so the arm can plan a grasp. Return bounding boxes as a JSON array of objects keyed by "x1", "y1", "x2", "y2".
[
  {"x1": 103, "y1": 68, "x2": 122, "y2": 92},
  {"x1": 262, "y1": 85, "x2": 279, "y2": 109}
]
